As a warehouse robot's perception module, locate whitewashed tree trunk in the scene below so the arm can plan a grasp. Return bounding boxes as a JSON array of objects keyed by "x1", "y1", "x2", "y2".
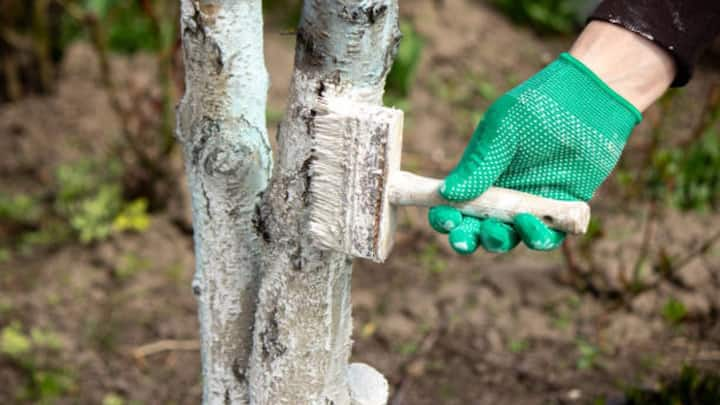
[
  {"x1": 248, "y1": 1, "x2": 400, "y2": 404},
  {"x1": 178, "y1": 0, "x2": 400, "y2": 404},
  {"x1": 176, "y1": 0, "x2": 271, "y2": 403}
]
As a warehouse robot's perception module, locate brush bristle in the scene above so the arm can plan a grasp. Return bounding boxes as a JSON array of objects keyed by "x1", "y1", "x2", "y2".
[
  {"x1": 308, "y1": 96, "x2": 355, "y2": 252},
  {"x1": 309, "y1": 95, "x2": 403, "y2": 261}
]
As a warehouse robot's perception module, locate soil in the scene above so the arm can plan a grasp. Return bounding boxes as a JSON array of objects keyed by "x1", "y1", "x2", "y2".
[{"x1": 1, "y1": 0, "x2": 719, "y2": 404}]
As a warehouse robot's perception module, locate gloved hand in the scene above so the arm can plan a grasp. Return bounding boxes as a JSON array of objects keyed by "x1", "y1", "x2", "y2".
[{"x1": 428, "y1": 53, "x2": 642, "y2": 254}]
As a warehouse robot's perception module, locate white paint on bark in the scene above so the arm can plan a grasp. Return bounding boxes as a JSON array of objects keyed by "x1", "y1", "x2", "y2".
[
  {"x1": 176, "y1": 0, "x2": 270, "y2": 403},
  {"x1": 178, "y1": 0, "x2": 400, "y2": 403},
  {"x1": 248, "y1": 1, "x2": 401, "y2": 404},
  {"x1": 348, "y1": 363, "x2": 390, "y2": 405}
]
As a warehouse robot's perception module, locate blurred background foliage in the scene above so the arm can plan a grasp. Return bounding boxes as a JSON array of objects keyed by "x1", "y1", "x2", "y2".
[
  {"x1": 62, "y1": 0, "x2": 177, "y2": 53},
  {"x1": 0, "y1": 0, "x2": 178, "y2": 102},
  {"x1": 0, "y1": 0, "x2": 176, "y2": 266},
  {"x1": 1, "y1": 0, "x2": 719, "y2": 403},
  {"x1": 489, "y1": 0, "x2": 600, "y2": 34}
]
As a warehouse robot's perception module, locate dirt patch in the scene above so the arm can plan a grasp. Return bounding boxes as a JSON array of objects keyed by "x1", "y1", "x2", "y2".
[{"x1": 1, "y1": 0, "x2": 719, "y2": 404}]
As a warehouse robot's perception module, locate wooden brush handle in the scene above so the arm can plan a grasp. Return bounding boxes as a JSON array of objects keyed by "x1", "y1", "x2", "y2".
[{"x1": 388, "y1": 171, "x2": 590, "y2": 234}]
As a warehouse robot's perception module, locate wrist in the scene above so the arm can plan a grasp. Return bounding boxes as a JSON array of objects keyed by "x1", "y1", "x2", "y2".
[{"x1": 569, "y1": 21, "x2": 676, "y2": 112}]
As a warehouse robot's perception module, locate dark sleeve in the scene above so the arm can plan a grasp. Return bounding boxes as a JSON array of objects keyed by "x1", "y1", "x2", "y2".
[{"x1": 589, "y1": 0, "x2": 720, "y2": 87}]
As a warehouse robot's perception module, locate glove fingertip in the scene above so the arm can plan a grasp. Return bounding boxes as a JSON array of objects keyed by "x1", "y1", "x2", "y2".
[
  {"x1": 449, "y1": 228, "x2": 478, "y2": 255},
  {"x1": 448, "y1": 217, "x2": 483, "y2": 255},
  {"x1": 514, "y1": 213, "x2": 565, "y2": 251},
  {"x1": 478, "y1": 219, "x2": 520, "y2": 253},
  {"x1": 428, "y1": 206, "x2": 463, "y2": 234}
]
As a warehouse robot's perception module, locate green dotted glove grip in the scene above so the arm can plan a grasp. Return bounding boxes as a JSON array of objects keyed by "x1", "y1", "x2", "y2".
[{"x1": 429, "y1": 52, "x2": 642, "y2": 254}]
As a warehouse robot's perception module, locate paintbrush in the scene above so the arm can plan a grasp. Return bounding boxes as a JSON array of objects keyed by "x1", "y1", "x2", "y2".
[{"x1": 309, "y1": 96, "x2": 590, "y2": 263}]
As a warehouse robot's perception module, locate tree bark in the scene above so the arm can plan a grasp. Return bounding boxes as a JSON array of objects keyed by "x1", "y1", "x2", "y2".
[
  {"x1": 248, "y1": 1, "x2": 400, "y2": 404},
  {"x1": 178, "y1": 0, "x2": 400, "y2": 403},
  {"x1": 176, "y1": 1, "x2": 271, "y2": 404}
]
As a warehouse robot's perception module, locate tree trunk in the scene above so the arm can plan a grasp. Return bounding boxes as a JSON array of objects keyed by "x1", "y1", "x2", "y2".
[
  {"x1": 248, "y1": 1, "x2": 400, "y2": 404},
  {"x1": 178, "y1": 0, "x2": 400, "y2": 403},
  {"x1": 176, "y1": 0, "x2": 271, "y2": 403}
]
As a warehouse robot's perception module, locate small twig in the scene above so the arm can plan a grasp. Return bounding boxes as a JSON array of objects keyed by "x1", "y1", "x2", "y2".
[
  {"x1": 629, "y1": 202, "x2": 656, "y2": 291},
  {"x1": 672, "y1": 229, "x2": 720, "y2": 271},
  {"x1": 57, "y1": 0, "x2": 168, "y2": 179},
  {"x1": 555, "y1": 240, "x2": 609, "y2": 298},
  {"x1": 131, "y1": 339, "x2": 200, "y2": 359},
  {"x1": 561, "y1": 239, "x2": 581, "y2": 275},
  {"x1": 559, "y1": 239, "x2": 594, "y2": 292}
]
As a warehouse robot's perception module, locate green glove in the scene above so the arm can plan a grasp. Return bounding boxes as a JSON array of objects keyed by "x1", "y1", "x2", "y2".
[{"x1": 428, "y1": 53, "x2": 642, "y2": 254}]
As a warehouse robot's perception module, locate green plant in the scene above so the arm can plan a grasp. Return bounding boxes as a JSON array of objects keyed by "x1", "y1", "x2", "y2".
[
  {"x1": 0, "y1": 248, "x2": 11, "y2": 263},
  {"x1": 29, "y1": 329, "x2": 64, "y2": 351},
  {"x1": 0, "y1": 322, "x2": 74, "y2": 403},
  {"x1": 55, "y1": 159, "x2": 124, "y2": 242},
  {"x1": 647, "y1": 130, "x2": 720, "y2": 211},
  {"x1": 26, "y1": 371, "x2": 76, "y2": 403},
  {"x1": 576, "y1": 338, "x2": 599, "y2": 370},
  {"x1": 17, "y1": 223, "x2": 74, "y2": 255},
  {"x1": 549, "y1": 302, "x2": 574, "y2": 330},
  {"x1": 1, "y1": 158, "x2": 152, "y2": 256},
  {"x1": 63, "y1": 0, "x2": 176, "y2": 53},
  {"x1": 469, "y1": 77, "x2": 498, "y2": 101},
  {"x1": 267, "y1": 107, "x2": 285, "y2": 128},
  {"x1": 624, "y1": 366, "x2": 720, "y2": 404},
  {"x1": 54, "y1": 159, "x2": 150, "y2": 243},
  {"x1": 102, "y1": 393, "x2": 126, "y2": 405},
  {"x1": 508, "y1": 339, "x2": 529, "y2": 353},
  {"x1": 112, "y1": 198, "x2": 151, "y2": 233},
  {"x1": 59, "y1": 0, "x2": 181, "y2": 207},
  {"x1": 114, "y1": 253, "x2": 151, "y2": 280},
  {"x1": 0, "y1": 193, "x2": 43, "y2": 225},
  {"x1": 419, "y1": 242, "x2": 447, "y2": 274},
  {"x1": 384, "y1": 21, "x2": 423, "y2": 109},
  {"x1": 661, "y1": 298, "x2": 687, "y2": 324},
  {"x1": 0, "y1": 322, "x2": 32, "y2": 357},
  {"x1": 491, "y1": 0, "x2": 588, "y2": 34},
  {"x1": 263, "y1": 0, "x2": 302, "y2": 28},
  {"x1": 396, "y1": 340, "x2": 419, "y2": 356}
]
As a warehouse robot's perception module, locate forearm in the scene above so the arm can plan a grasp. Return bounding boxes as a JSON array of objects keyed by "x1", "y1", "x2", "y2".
[
  {"x1": 589, "y1": 0, "x2": 720, "y2": 87},
  {"x1": 569, "y1": 21, "x2": 676, "y2": 112}
]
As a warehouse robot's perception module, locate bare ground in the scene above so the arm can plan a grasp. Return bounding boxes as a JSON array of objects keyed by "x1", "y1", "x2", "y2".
[{"x1": 1, "y1": 0, "x2": 719, "y2": 404}]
